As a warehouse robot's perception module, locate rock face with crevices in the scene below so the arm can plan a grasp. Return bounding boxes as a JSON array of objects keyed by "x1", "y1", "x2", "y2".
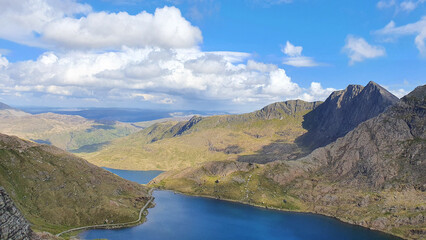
[
  {"x1": 0, "y1": 187, "x2": 32, "y2": 240},
  {"x1": 298, "y1": 81, "x2": 399, "y2": 150}
]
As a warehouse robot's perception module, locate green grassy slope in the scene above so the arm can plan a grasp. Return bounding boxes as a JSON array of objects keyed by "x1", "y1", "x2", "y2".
[
  {"x1": 0, "y1": 133, "x2": 151, "y2": 234},
  {"x1": 80, "y1": 100, "x2": 321, "y2": 170}
]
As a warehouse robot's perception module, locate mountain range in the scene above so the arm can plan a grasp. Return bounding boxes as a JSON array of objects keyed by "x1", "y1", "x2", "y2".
[
  {"x1": 0, "y1": 81, "x2": 424, "y2": 239},
  {"x1": 151, "y1": 83, "x2": 425, "y2": 239}
]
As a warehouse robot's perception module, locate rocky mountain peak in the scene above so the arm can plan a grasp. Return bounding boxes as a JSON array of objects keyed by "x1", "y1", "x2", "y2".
[{"x1": 297, "y1": 81, "x2": 399, "y2": 150}]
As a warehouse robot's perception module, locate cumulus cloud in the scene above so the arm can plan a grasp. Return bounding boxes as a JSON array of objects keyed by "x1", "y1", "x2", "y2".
[
  {"x1": 0, "y1": 0, "x2": 202, "y2": 50},
  {"x1": 281, "y1": 41, "x2": 322, "y2": 67},
  {"x1": 0, "y1": 0, "x2": 336, "y2": 110},
  {"x1": 297, "y1": 82, "x2": 336, "y2": 102},
  {"x1": 342, "y1": 35, "x2": 386, "y2": 65},
  {"x1": 42, "y1": 6, "x2": 202, "y2": 49},
  {"x1": 375, "y1": 17, "x2": 426, "y2": 54},
  {"x1": 0, "y1": 47, "x2": 334, "y2": 108},
  {"x1": 0, "y1": 0, "x2": 91, "y2": 47}
]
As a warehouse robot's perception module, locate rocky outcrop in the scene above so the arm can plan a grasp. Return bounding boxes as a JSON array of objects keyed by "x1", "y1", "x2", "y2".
[
  {"x1": 173, "y1": 115, "x2": 203, "y2": 136},
  {"x1": 298, "y1": 81, "x2": 399, "y2": 150},
  {"x1": 302, "y1": 84, "x2": 425, "y2": 189},
  {"x1": 254, "y1": 100, "x2": 322, "y2": 119},
  {"x1": 0, "y1": 187, "x2": 32, "y2": 240}
]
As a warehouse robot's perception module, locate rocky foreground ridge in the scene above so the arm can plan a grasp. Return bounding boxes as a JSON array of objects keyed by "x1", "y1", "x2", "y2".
[
  {"x1": 152, "y1": 85, "x2": 425, "y2": 239},
  {"x1": 0, "y1": 187, "x2": 32, "y2": 240}
]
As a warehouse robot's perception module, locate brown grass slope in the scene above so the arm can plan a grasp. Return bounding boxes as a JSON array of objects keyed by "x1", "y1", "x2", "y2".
[
  {"x1": 152, "y1": 85, "x2": 426, "y2": 239},
  {"x1": 0, "y1": 133, "x2": 150, "y2": 234}
]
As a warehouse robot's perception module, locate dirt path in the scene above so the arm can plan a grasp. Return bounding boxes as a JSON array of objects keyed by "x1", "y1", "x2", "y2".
[{"x1": 56, "y1": 188, "x2": 154, "y2": 237}]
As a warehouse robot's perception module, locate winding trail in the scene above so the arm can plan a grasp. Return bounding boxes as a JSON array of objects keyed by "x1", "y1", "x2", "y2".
[{"x1": 56, "y1": 188, "x2": 154, "y2": 237}]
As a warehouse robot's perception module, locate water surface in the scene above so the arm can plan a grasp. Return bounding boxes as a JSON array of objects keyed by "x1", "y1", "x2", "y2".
[
  {"x1": 81, "y1": 169, "x2": 400, "y2": 240},
  {"x1": 103, "y1": 167, "x2": 163, "y2": 184}
]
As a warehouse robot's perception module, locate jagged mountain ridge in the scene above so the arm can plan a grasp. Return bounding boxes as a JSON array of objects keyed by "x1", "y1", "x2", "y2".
[
  {"x1": 152, "y1": 85, "x2": 425, "y2": 239},
  {"x1": 0, "y1": 133, "x2": 150, "y2": 234},
  {"x1": 298, "y1": 81, "x2": 399, "y2": 150}
]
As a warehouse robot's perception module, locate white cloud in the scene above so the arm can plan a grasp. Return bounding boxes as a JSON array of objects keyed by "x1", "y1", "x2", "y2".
[
  {"x1": 282, "y1": 41, "x2": 303, "y2": 57},
  {"x1": 375, "y1": 17, "x2": 426, "y2": 54},
  {"x1": 389, "y1": 88, "x2": 409, "y2": 98},
  {"x1": 0, "y1": 47, "x2": 334, "y2": 108},
  {"x1": 0, "y1": 0, "x2": 91, "y2": 47},
  {"x1": 0, "y1": 1, "x2": 202, "y2": 50},
  {"x1": 342, "y1": 35, "x2": 386, "y2": 65},
  {"x1": 297, "y1": 82, "x2": 336, "y2": 102},
  {"x1": 281, "y1": 41, "x2": 322, "y2": 67},
  {"x1": 42, "y1": 6, "x2": 202, "y2": 49}
]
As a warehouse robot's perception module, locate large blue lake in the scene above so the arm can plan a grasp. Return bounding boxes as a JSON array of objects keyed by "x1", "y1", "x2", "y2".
[{"x1": 80, "y1": 169, "x2": 400, "y2": 240}]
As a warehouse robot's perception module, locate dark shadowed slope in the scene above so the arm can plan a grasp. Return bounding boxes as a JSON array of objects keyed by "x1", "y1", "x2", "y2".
[{"x1": 297, "y1": 81, "x2": 399, "y2": 150}]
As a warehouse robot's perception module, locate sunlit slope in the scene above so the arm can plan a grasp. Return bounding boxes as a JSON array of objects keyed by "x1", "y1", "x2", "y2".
[{"x1": 81, "y1": 100, "x2": 321, "y2": 170}]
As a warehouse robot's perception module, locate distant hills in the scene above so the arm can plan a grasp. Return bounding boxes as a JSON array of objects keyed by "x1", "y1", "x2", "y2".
[
  {"x1": 0, "y1": 106, "x2": 139, "y2": 153},
  {"x1": 21, "y1": 107, "x2": 227, "y2": 122},
  {"x1": 152, "y1": 84, "x2": 425, "y2": 239},
  {"x1": 0, "y1": 133, "x2": 151, "y2": 235}
]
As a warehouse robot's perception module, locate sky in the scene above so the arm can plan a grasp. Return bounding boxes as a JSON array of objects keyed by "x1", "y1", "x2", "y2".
[{"x1": 0, "y1": 0, "x2": 424, "y2": 112}]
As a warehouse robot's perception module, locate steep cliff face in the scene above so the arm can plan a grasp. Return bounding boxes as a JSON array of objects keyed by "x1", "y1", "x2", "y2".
[
  {"x1": 298, "y1": 81, "x2": 399, "y2": 150},
  {"x1": 0, "y1": 187, "x2": 32, "y2": 240},
  {"x1": 303, "y1": 84, "x2": 425, "y2": 189}
]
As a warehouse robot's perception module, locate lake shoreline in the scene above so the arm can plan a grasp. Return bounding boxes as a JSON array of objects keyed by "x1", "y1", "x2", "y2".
[{"x1": 157, "y1": 188, "x2": 405, "y2": 240}]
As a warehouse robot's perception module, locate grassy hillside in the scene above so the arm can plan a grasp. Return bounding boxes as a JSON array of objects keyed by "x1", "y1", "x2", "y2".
[
  {"x1": 80, "y1": 100, "x2": 321, "y2": 170},
  {"x1": 0, "y1": 112, "x2": 139, "y2": 152},
  {"x1": 0, "y1": 133, "x2": 151, "y2": 235}
]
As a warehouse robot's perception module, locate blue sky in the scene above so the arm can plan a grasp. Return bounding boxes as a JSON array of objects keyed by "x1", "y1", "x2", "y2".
[{"x1": 0, "y1": 0, "x2": 424, "y2": 112}]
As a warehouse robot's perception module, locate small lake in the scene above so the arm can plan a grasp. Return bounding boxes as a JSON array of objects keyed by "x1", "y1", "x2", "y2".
[{"x1": 80, "y1": 169, "x2": 400, "y2": 240}]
